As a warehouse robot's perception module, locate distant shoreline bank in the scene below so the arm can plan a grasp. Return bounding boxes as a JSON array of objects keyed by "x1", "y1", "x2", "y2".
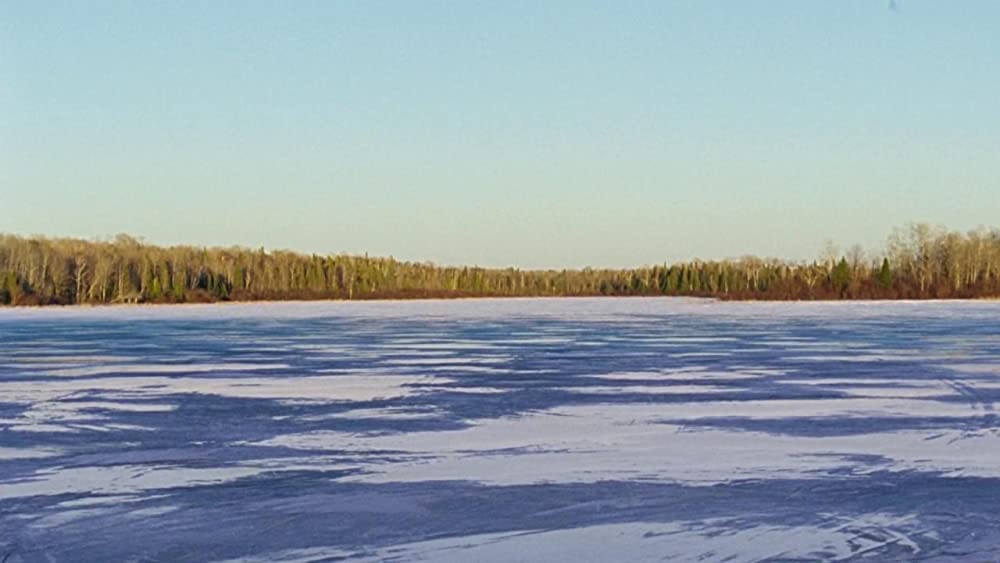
[
  {"x1": 4, "y1": 226, "x2": 1000, "y2": 306},
  {"x1": 2, "y1": 294, "x2": 999, "y2": 311}
]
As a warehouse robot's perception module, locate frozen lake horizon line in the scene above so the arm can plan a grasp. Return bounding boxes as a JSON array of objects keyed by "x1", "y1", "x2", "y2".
[{"x1": 1, "y1": 294, "x2": 998, "y2": 318}]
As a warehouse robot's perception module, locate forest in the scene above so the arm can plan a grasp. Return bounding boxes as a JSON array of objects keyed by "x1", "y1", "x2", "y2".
[{"x1": 1, "y1": 224, "x2": 998, "y2": 306}]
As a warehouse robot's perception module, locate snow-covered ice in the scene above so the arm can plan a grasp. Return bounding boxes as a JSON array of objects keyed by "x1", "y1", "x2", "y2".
[{"x1": 1, "y1": 297, "x2": 999, "y2": 561}]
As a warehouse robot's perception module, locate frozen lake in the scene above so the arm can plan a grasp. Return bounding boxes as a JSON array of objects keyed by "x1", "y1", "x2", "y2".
[{"x1": 1, "y1": 297, "x2": 999, "y2": 561}]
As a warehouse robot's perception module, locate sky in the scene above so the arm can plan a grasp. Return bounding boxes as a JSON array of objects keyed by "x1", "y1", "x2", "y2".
[{"x1": 2, "y1": 1, "x2": 998, "y2": 269}]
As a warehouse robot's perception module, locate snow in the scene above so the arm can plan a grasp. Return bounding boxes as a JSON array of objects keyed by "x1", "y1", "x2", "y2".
[{"x1": 1, "y1": 297, "x2": 999, "y2": 561}]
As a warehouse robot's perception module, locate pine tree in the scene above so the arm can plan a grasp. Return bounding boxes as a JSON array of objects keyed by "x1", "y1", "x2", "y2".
[
  {"x1": 831, "y1": 258, "x2": 851, "y2": 293},
  {"x1": 878, "y1": 258, "x2": 894, "y2": 290}
]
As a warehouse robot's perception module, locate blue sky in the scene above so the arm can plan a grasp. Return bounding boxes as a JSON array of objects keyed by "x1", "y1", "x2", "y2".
[{"x1": 2, "y1": 1, "x2": 998, "y2": 268}]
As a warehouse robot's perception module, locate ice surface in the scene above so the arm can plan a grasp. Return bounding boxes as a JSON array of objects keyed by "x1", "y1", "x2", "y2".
[{"x1": 1, "y1": 297, "x2": 999, "y2": 561}]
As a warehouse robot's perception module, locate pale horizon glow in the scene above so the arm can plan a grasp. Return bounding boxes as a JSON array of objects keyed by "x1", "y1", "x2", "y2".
[{"x1": 2, "y1": 1, "x2": 998, "y2": 268}]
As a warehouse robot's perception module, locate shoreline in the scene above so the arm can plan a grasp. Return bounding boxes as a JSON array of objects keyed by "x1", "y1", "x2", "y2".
[{"x1": 2, "y1": 294, "x2": 999, "y2": 311}]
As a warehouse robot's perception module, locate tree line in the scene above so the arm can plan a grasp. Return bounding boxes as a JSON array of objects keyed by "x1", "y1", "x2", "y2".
[{"x1": 1, "y1": 224, "x2": 998, "y2": 306}]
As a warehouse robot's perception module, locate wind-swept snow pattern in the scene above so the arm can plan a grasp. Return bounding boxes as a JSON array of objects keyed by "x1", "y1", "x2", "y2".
[{"x1": 1, "y1": 298, "x2": 999, "y2": 561}]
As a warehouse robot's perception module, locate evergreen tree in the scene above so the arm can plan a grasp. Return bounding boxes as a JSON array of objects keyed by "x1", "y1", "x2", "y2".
[
  {"x1": 831, "y1": 258, "x2": 851, "y2": 293},
  {"x1": 878, "y1": 258, "x2": 894, "y2": 290}
]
